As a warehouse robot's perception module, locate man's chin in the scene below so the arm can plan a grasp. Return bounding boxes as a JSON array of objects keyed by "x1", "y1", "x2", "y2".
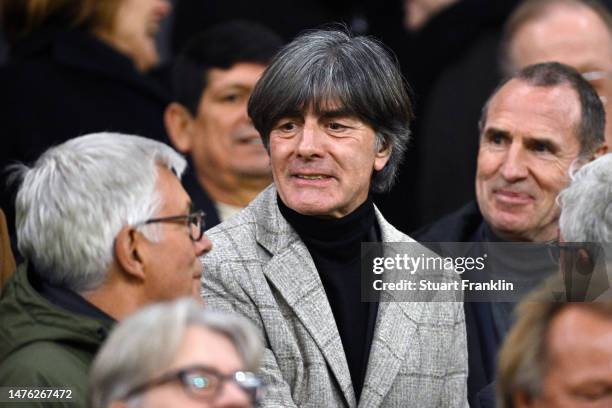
[{"x1": 232, "y1": 162, "x2": 272, "y2": 179}]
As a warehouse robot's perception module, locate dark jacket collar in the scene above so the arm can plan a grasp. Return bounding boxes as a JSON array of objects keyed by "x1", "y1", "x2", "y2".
[
  {"x1": 28, "y1": 264, "x2": 114, "y2": 322},
  {"x1": 12, "y1": 28, "x2": 169, "y2": 103}
]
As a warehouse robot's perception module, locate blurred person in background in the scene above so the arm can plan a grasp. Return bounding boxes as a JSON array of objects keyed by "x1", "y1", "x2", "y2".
[
  {"x1": 500, "y1": 0, "x2": 612, "y2": 150},
  {"x1": 165, "y1": 21, "x2": 283, "y2": 228},
  {"x1": 0, "y1": 0, "x2": 172, "y2": 243},
  {"x1": 0, "y1": 133, "x2": 211, "y2": 407},
  {"x1": 89, "y1": 298, "x2": 263, "y2": 408},
  {"x1": 559, "y1": 153, "x2": 612, "y2": 243},
  {"x1": 497, "y1": 291, "x2": 612, "y2": 408}
]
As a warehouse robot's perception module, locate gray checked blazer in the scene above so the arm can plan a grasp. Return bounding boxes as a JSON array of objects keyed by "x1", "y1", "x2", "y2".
[{"x1": 201, "y1": 186, "x2": 468, "y2": 407}]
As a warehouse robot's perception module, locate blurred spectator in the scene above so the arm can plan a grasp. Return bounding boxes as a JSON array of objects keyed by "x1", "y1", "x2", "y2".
[
  {"x1": 497, "y1": 294, "x2": 612, "y2": 408},
  {"x1": 89, "y1": 298, "x2": 263, "y2": 408},
  {"x1": 0, "y1": 0, "x2": 173, "y2": 241},
  {"x1": 559, "y1": 153, "x2": 612, "y2": 243},
  {"x1": 0, "y1": 208, "x2": 16, "y2": 293},
  {"x1": 403, "y1": 0, "x2": 461, "y2": 31},
  {"x1": 556, "y1": 154, "x2": 612, "y2": 303},
  {"x1": 0, "y1": 133, "x2": 212, "y2": 407},
  {"x1": 165, "y1": 21, "x2": 283, "y2": 228},
  {"x1": 501, "y1": 0, "x2": 612, "y2": 150},
  {"x1": 415, "y1": 62, "x2": 607, "y2": 405}
]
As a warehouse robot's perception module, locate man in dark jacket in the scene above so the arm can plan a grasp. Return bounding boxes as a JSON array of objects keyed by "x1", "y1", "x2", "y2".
[
  {"x1": 164, "y1": 21, "x2": 283, "y2": 228},
  {"x1": 0, "y1": 132, "x2": 212, "y2": 407},
  {"x1": 415, "y1": 62, "x2": 608, "y2": 406}
]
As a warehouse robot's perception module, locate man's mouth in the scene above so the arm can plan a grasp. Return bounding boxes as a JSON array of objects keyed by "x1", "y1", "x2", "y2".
[
  {"x1": 493, "y1": 189, "x2": 534, "y2": 204},
  {"x1": 294, "y1": 174, "x2": 331, "y2": 180},
  {"x1": 296, "y1": 174, "x2": 331, "y2": 180}
]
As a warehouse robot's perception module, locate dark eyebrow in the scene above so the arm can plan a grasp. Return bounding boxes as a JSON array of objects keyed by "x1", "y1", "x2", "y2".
[
  {"x1": 482, "y1": 127, "x2": 510, "y2": 140},
  {"x1": 186, "y1": 201, "x2": 193, "y2": 214},
  {"x1": 318, "y1": 108, "x2": 358, "y2": 120},
  {"x1": 220, "y1": 84, "x2": 251, "y2": 92}
]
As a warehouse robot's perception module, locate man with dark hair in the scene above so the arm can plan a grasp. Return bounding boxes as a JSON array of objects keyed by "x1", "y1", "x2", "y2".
[
  {"x1": 415, "y1": 61, "x2": 608, "y2": 406},
  {"x1": 164, "y1": 21, "x2": 283, "y2": 228},
  {"x1": 201, "y1": 28, "x2": 468, "y2": 407}
]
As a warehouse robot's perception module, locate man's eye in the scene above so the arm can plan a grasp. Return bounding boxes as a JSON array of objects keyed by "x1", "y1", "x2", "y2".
[
  {"x1": 531, "y1": 141, "x2": 551, "y2": 153},
  {"x1": 221, "y1": 94, "x2": 240, "y2": 103},
  {"x1": 190, "y1": 375, "x2": 211, "y2": 389},
  {"x1": 488, "y1": 133, "x2": 505, "y2": 144},
  {"x1": 278, "y1": 122, "x2": 296, "y2": 131},
  {"x1": 328, "y1": 122, "x2": 347, "y2": 131}
]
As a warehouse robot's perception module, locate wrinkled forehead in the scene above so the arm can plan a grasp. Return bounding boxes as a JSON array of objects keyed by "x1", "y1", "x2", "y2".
[{"x1": 277, "y1": 98, "x2": 361, "y2": 120}]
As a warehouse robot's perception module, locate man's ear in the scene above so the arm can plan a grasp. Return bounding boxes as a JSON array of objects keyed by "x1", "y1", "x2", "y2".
[
  {"x1": 114, "y1": 226, "x2": 146, "y2": 281},
  {"x1": 591, "y1": 142, "x2": 608, "y2": 161},
  {"x1": 164, "y1": 102, "x2": 195, "y2": 153},
  {"x1": 373, "y1": 141, "x2": 392, "y2": 171}
]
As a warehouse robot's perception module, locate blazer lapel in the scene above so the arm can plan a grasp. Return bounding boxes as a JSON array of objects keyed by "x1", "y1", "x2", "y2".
[
  {"x1": 255, "y1": 187, "x2": 357, "y2": 407},
  {"x1": 359, "y1": 210, "x2": 423, "y2": 407},
  {"x1": 359, "y1": 299, "x2": 423, "y2": 407}
]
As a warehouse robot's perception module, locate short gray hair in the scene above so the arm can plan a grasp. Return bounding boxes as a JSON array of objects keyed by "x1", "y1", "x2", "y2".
[
  {"x1": 89, "y1": 298, "x2": 263, "y2": 408},
  {"x1": 248, "y1": 28, "x2": 413, "y2": 193},
  {"x1": 479, "y1": 62, "x2": 605, "y2": 159},
  {"x1": 10, "y1": 132, "x2": 186, "y2": 292},
  {"x1": 559, "y1": 153, "x2": 612, "y2": 242}
]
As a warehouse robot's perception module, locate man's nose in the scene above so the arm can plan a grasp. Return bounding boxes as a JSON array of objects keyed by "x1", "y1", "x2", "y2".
[
  {"x1": 500, "y1": 144, "x2": 528, "y2": 182},
  {"x1": 194, "y1": 233, "x2": 212, "y2": 257},
  {"x1": 296, "y1": 120, "x2": 324, "y2": 159},
  {"x1": 214, "y1": 380, "x2": 252, "y2": 408}
]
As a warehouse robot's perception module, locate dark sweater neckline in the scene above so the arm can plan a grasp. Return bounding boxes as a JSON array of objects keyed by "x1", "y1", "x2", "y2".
[{"x1": 277, "y1": 195, "x2": 376, "y2": 245}]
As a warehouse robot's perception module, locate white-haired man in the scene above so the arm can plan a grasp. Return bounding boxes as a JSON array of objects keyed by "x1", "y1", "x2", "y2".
[{"x1": 0, "y1": 133, "x2": 212, "y2": 407}]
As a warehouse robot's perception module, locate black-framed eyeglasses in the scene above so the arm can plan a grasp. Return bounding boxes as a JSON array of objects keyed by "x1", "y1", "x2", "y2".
[
  {"x1": 134, "y1": 210, "x2": 206, "y2": 242},
  {"x1": 125, "y1": 364, "x2": 265, "y2": 403}
]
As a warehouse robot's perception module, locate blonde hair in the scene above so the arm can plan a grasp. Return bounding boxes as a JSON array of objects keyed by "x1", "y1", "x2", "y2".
[{"x1": 497, "y1": 285, "x2": 612, "y2": 408}]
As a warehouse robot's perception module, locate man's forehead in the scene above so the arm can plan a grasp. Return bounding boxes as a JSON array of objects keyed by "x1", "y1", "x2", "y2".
[
  {"x1": 484, "y1": 80, "x2": 582, "y2": 144},
  {"x1": 511, "y1": 3, "x2": 612, "y2": 70},
  {"x1": 490, "y1": 80, "x2": 580, "y2": 120},
  {"x1": 156, "y1": 165, "x2": 191, "y2": 212},
  {"x1": 280, "y1": 99, "x2": 357, "y2": 118},
  {"x1": 547, "y1": 306, "x2": 612, "y2": 358}
]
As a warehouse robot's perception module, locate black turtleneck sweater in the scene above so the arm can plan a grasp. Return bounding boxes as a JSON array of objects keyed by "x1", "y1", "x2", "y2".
[{"x1": 277, "y1": 197, "x2": 380, "y2": 401}]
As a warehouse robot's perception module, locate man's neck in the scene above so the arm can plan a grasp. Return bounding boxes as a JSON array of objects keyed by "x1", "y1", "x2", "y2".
[
  {"x1": 198, "y1": 173, "x2": 271, "y2": 207},
  {"x1": 490, "y1": 224, "x2": 558, "y2": 243},
  {"x1": 81, "y1": 282, "x2": 143, "y2": 322}
]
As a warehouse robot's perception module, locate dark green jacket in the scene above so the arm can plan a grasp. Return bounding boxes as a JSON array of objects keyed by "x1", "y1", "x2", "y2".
[{"x1": 0, "y1": 264, "x2": 114, "y2": 407}]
